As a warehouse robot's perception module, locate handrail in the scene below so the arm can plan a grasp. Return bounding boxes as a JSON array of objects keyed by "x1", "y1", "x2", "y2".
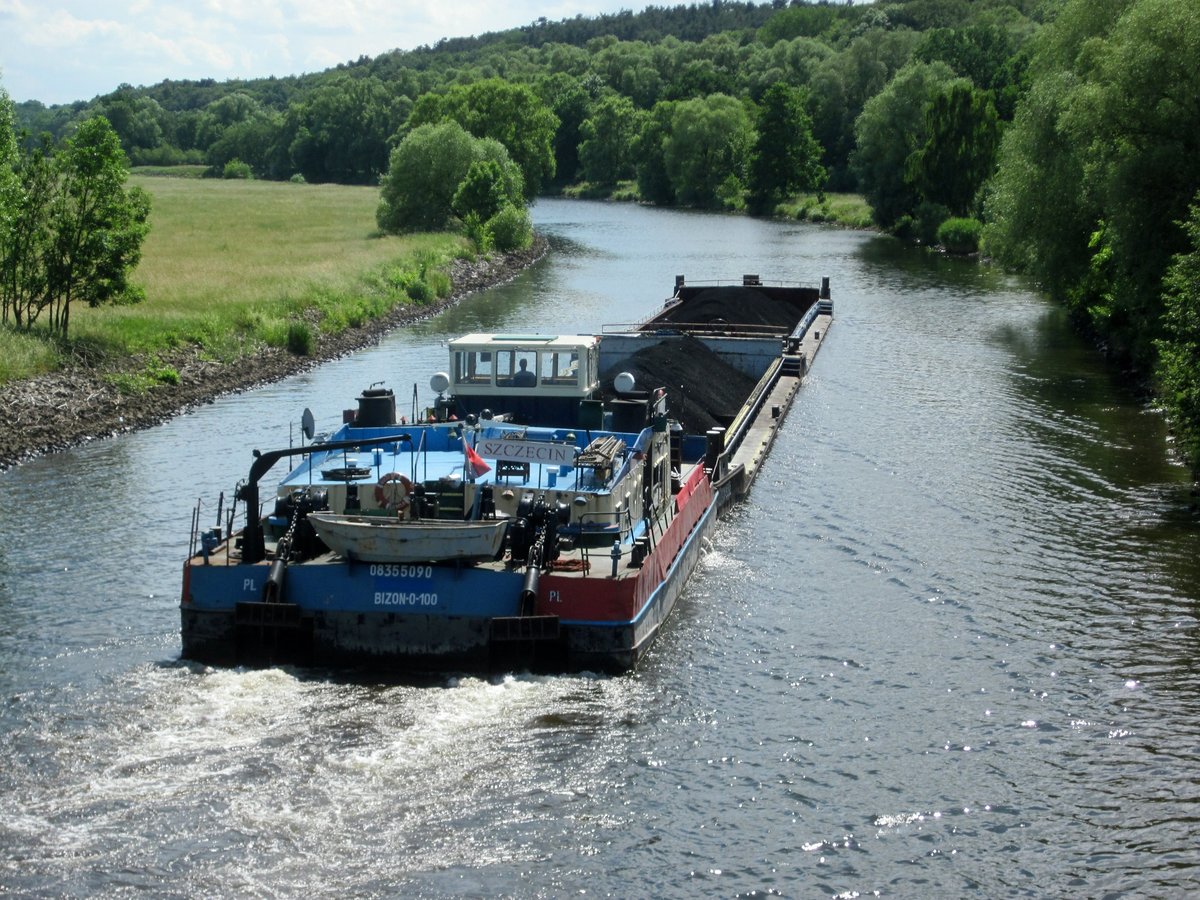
[
  {"x1": 239, "y1": 433, "x2": 412, "y2": 564},
  {"x1": 717, "y1": 303, "x2": 830, "y2": 471},
  {"x1": 601, "y1": 321, "x2": 791, "y2": 337},
  {"x1": 721, "y1": 357, "x2": 784, "y2": 460}
]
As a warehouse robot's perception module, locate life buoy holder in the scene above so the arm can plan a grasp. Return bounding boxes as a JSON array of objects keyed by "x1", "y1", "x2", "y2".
[{"x1": 374, "y1": 473, "x2": 413, "y2": 514}]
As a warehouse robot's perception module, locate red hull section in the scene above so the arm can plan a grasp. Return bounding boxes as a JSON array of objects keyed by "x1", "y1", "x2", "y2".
[{"x1": 537, "y1": 466, "x2": 713, "y2": 624}]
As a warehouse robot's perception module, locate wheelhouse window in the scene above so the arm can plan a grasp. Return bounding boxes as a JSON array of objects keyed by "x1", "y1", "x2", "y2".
[
  {"x1": 540, "y1": 349, "x2": 579, "y2": 386},
  {"x1": 497, "y1": 350, "x2": 539, "y2": 386},
  {"x1": 455, "y1": 350, "x2": 494, "y2": 385}
]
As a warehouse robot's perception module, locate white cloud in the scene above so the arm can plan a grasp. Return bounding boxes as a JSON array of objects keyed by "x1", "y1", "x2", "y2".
[{"x1": 0, "y1": 0, "x2": 643, "y2": 105}]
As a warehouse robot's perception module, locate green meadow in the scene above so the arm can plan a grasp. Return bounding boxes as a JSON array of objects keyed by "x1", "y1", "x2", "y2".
[{"x1": 0, "y1": 176, "x2": 470, "y2": 385}]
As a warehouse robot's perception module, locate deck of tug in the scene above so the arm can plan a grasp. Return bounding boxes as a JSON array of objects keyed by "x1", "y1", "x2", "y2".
[{"x1": 194, "y1": 457, "x2": 711, "y2": 582}]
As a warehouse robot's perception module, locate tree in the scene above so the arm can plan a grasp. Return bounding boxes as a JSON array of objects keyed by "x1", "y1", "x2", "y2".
[
  {"x1": 632, "y1": 100, "x2": 678, "y2": 205},
  {"x1": 809, "y1": 28, "x2": 921, "y2": 190},
  {"x1": 537, "y1": 72, "x2": 592, "y2": 188},
  {"x1": 851, "y1": 61, "x2": 963, "y2": 229},
  {"x1": 0, "y1": 84, "x2": 17, "y2": 230},
  {"x1": 206, "y1": 114, "x2": 283, "y2": 178},
  {"x1": 96, "y1": 85, "x2": 168, "y2": 163},
  {"x1": 1, "y1": 86, "x2": 28, "y2": 326},
  {"x1": 578, "y1": 93, "x2": 643, "y2": 185},
  {"x1": 663, "y1": 94, "x2": 752, "y2": 209},
  {"x1": 452, "y1": 159, "x2": 507, "y2": 222},
  {"x1": 407, "y1": 79, "x2": 558, "y2": 199},
  {"x1": 905, "y1": 82, "x2": 999, "y2": 217},
  {"x1": 913, "y1": 24, "x2": 1017, "y2": 94},
  {"x1": 377, "y1": 122, "x2": 477, "y2": 233},
  {"x1": 2, "y1": 116, "x2": 150, "y2": 336},
  {"x1": 758, "y1": 3, "x2": 849, "y2": 45},
  {"x1": 1156, "y1": 197, "x2": 1200, "y2": 469},
  {"x1": 983, "y1": 73, "x2": 1093, "y2": 299},
  {"x1": 43, "y1": 117, "x2": 151, "y2": 337},
  {"x1": 376, "y1": 121, "x2": 523, "y2": 233},
  {"x1": 746, "y1": 82, "x2": 825, "y2": 214},
  {"x1": 279, "y1": 77, "x2": 407, "y2": 184},
  {"x1": 985, "y1": 0, "x2": 1200, "y2": 367},
  {"x1": 2, "y1": 138, "x2": 56, "y2": 329},
  {"x1": 591, "y1": 41, "x2": 663, "y2": 107}
]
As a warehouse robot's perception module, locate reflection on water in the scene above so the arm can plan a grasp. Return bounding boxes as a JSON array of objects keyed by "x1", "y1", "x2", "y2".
[{"x1": 1, "y1": 199, "x2": 1197, "y2": 896}]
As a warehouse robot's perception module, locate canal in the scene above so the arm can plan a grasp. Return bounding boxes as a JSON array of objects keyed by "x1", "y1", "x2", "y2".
[{"x1": 1, "y1": 199, "x2": 1197, "y2": 896}]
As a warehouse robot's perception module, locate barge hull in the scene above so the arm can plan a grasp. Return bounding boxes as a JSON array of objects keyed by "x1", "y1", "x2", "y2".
[
  {"x1": 181, "y1": 470, "x2": 719, "y2": 673},
  {"x1": 179, "y1": 277, "x2": 832, "y2": 674}
]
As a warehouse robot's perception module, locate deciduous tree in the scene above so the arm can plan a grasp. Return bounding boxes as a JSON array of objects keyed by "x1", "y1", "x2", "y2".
[
  {"x1": 851, "y1": 61, "x2": 962, "y2": 229},
  {"x1": 408, "y1": 79, "x2": 557, "y2": 199},
  {"x1": 377, "y1": 122, "x2": 523, "y2": 234},
  {"x1": 578, "y1": 93, "x2": 643, "y2": 186},
  {"x1": 43, "y1": 117, "x2": 151, "y2": 337},
  {"x1": 663, "y1": 94, "x2": 752, "y2": 209},
  {"x1": 746, "y1": 82, "x2": 825, "y2": 214},
  {"x1": 1157, "y1": 197, "x2": 1200, "y2": 470},
  {"x1": 632, "y1": 101, "x2": 678, "y2": 205},
  {"x1": 905, "y1": 82, "x2": 999, "y2": 217},
  {"x1": 985, "y1": 0, "x2": 1200, "y2": 367}
]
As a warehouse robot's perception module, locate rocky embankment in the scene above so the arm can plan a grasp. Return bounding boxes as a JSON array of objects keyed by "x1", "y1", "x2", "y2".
[{"x1": 0, "y1": 239, "x2": 546, "y2": 471}]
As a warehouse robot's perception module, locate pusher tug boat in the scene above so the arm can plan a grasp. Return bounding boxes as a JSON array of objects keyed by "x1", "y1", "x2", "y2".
[{"x1": 181, "y1": 276, "x2": 832, "y2": 672}]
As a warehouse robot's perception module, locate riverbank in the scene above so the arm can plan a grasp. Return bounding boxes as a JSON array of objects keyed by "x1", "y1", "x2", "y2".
[
  {"x1": 0, "y1": 238, "x2": 546, "y2": 471},
  {"x1": 558, "y1": 182, "x2": 875, "y2": 230}
]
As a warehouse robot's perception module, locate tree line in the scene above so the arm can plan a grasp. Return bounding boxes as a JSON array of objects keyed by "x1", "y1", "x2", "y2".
[{"x1": 5, "y1": 0, "x2": 1199, "y2": 470}]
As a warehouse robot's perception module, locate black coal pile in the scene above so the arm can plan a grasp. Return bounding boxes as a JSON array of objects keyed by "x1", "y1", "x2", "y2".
[
  {"x1": 600, "y1": 335, "x2": 757, "y2": 434},
  {"x1": 654, "y1": 286, "x2": 803, "y2": 329}
]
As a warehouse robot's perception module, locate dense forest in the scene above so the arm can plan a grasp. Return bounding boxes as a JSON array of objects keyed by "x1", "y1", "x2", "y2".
[{"x1": 4, "y1": 0, "x2": 1200, "y2": 470}]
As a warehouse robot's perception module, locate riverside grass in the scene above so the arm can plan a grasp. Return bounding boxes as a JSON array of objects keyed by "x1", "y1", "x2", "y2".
[{"x1": 1, "y1": 176, "x2": 470, "y2": 385}]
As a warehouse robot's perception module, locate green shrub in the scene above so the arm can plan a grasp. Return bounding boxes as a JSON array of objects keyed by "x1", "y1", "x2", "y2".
[
  {"x1": 147, "y1": 362, "x2": 180, "y2": 385},
  {"x1": 914, "y1": 201, "x2": 950, "y2": 245},
  {"x1": 611, "y1": 183, "x2": 640, "y2": 202},
  {"x1": 487, "y1": 204, "x2": 533, "y2": 252},
  {"x1": 937, "y1": 217, "x2": 983, "y2": 254},
  {"x1": 428, "y1": 270, "x2": 452, "y2": 299},
  {"x1": 259, "y1": 318, "x2": 289, "y2": 348},
  {"x1": 462, "y1": 212, "x2": 494, "y2": 253},
  {"x1": 406, "y1": 278, "x2": 433, "y2": 304},
  {"x1": 892, "y1": 215, "x2": 918, "y2": 240},
  {"x1": 223, "y1": 159, "x2": 253, "y2": 180},
  {"x1": 105, "y1": 372, "x2": 157, "y2": 395},
  {"x1": 0, "y1": 326, "x2": 62, "y2": 385},
  {"x1": 286, "y1": 321, "x2": 313, "y2": 355},
  {"x1": 289, "y1": 173, "x2": 307, "y2": 184}
]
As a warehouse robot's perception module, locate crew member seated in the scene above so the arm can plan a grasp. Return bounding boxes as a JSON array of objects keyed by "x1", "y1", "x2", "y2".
[{"x1": 513, "y1": 358, "x2": 537, "y2": 386}]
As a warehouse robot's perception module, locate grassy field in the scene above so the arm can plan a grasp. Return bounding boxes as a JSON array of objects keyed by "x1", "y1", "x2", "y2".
[
  {"x1": 780, "y1": 192, "x2": 874, "y2": 229},
  {"x1": 0, "y1": 177, "x2": 470, "y2": 385}
]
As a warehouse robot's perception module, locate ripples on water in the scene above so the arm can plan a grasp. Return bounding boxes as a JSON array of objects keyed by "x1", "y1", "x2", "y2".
[{"x1": 2, "y1": 200, "x2": 1198, "y2": 896}]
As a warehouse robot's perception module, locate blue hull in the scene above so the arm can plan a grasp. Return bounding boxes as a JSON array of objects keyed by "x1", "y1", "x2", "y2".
[{"x1": 181, "y1": 494, "x2": 718, "y2": 673}]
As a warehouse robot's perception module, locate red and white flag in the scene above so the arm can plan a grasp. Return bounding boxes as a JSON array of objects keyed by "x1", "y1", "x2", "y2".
[{"x1": 465, "y1": 443, "x2": 491, "y2": 479}]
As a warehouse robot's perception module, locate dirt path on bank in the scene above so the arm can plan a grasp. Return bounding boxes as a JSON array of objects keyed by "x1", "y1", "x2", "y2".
[{"x1": 0, "y1": 238, "x2": 547, "y2": 471}]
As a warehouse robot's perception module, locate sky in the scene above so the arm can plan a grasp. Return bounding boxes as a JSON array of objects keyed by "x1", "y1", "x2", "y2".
[{"x1": 0, "y1": 0, "x2": 645, "y2": 106}]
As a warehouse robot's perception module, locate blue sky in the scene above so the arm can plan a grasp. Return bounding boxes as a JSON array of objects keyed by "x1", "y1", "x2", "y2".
[{"x1": 0, "y1": 0, "x2": 645, "y2": 105}]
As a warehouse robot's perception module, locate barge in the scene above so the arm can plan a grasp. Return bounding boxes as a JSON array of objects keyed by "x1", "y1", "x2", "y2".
[{"x1": 181, "y1": 275, "x2": 833, "y2": 672}]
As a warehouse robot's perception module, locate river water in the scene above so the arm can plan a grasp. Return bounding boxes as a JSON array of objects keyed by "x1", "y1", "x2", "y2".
[{"x1": 2, "y1": 200, "x2": 1197, "y2": 897}]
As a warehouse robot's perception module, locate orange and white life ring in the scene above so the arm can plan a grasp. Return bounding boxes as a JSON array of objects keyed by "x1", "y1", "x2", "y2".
[{"x1": 374, "y1": 472, "x2": 413, "y2": 514}]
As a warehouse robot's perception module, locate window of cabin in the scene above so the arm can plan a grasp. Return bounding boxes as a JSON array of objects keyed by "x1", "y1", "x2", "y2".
[
  {"x1": 511, "y1": 350, "x2": 538, "y2": 386},
  {"x1": 455, "y1": 350, "x2": 493, "y2": 385},
  {"x1": 540, "y1": 350, "x2": 579, "y2": 386}
]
